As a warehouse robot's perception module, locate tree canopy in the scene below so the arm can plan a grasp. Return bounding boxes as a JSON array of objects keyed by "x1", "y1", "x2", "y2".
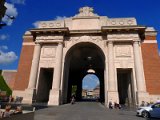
[{"x1": 0, "y1": 75, "x2": 12, "y2": 96}]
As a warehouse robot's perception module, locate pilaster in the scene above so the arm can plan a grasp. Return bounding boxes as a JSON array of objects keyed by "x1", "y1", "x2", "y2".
[
  {"x1": 107, "y1": 41, "x2": 119, "y2": 104},
  {"x1": 133, "y1": 40, "x2": 149, "y2": 105},
  {"x1": 24, "y1": 43, "x2": 41, "y2": 104},
  {"x1": 48, "y1": 42, "x2": 63, "y2": 105}
]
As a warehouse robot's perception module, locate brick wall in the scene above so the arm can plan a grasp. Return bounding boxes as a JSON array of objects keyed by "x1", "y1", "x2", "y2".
[
  {"x1": 13, "y1": 34, "x2": 35, "y2": 90},
  {"x1": 141, "y1": 35, "x2": 160, "y2": 94}
]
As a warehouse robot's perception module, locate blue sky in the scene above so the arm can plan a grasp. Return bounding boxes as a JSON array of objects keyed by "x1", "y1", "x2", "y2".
[
  {"x1": 83, "y1": 74, "x2": 99, "y2": 90},
  {"x1": 0, "y1": 0, "x2": 160, "y2": 70}
]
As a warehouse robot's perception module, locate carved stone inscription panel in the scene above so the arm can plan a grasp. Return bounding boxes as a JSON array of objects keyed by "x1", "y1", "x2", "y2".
[
  {"x1": 115, "y1": 45, "x2": 131, "y2": 57},
  {"x1": 41, "y1": 46, "x2": 56, "y2": 58}
]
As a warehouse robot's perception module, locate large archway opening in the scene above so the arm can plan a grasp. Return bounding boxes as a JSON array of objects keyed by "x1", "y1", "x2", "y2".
[{"x1": 62, "y1": 42, "x2": 105, "y2": 104}]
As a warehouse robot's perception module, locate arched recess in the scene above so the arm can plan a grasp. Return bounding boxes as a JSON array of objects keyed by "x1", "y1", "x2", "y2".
[{"x1": 62, "y1": 42, "x2": 105, "y2": 103}]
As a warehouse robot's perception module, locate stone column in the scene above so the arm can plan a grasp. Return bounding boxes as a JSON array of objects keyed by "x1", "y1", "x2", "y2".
[
  {"x1": 133, "y1": 41, "x2": 148, "y2": 104},
  {"x1": 48, "y1": 42, "x2": 63, "y2": 105},
  {"x1": 107, "y1": 41, "x2": 119, "y2": 105},
  {"x1": 24, "y1": 43, "x2": 41, "y2": 103}
]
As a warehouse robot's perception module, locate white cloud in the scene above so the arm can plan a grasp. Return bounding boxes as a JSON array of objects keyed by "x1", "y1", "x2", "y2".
[
  {"x1": 10, "y1": 0, "x2": 25, "y2": 4},
  {"x1": 83, "y1": 85, "x2": 89, "y2": 89},
  {"x1": 0, "y1": 34, "x2": 9, "y2": 40},
  {"x1": 96, "y1": 81, "x2": 100, "y2": 85},
  {"x1": 33, "y1": 21, "x2": 40, "y2": 28},
  {"x1": 55, "y1": 16, "x2": 67, "y2": 20},
  {"x1": 2, "y1": 3, "x2": 18, "y2": 26},
  {"x1": 0, "y1": 50, "x2": 18, "y2": 65},
  {"x1": 0, "y1": 46, "x2": 8, "y2": 50}
]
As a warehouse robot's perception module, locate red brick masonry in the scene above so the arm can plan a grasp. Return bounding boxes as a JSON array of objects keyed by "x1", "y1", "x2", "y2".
[
  {"x1": 141, "y1": 35, "x2": 160, "y2": 94},
  {"x1": 13, "y1": 45, "x2": 34, "y2": 90}
]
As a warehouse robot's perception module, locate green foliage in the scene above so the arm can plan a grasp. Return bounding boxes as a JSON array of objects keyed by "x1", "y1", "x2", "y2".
[
  {"x1": 0, "y1": 75, "x2": 12, "y2": 96},
  {"x1": 72, "y1": 85, "x2": 77, "y2": 95}
]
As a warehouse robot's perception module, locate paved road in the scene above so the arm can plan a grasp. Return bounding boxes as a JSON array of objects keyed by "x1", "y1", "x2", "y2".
[{"x1": 34, "y1": 102, "x2": 146, "y2": 120}]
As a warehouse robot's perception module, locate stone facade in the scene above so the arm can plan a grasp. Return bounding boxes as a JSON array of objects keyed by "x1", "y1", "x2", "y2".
[{"x1": 12, "y1": 7, "x2": 160, "y2": 106}]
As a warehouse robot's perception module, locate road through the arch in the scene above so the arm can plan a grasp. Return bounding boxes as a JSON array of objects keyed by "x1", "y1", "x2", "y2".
[{"x1": 34, "y1": 102, "x2": 146, "y2": 120}]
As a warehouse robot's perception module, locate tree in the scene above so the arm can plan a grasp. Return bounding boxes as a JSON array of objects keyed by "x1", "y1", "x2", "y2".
[{"x1": 0, "y1": 75, "x2": 12, "y2": 96}]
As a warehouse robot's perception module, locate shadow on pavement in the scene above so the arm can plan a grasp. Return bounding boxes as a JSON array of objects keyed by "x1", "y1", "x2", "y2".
[{"x1": 1, "y1": 112, "x2": 34, "y2": 120}]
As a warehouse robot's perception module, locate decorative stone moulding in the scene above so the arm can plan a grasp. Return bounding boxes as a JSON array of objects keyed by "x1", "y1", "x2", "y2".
[
  {"x1": 41, "y1": 47, "x2": 56, "y2": 58},
  {"x1": 70, "y1": 35, "x2": 102, "y2": 42},
  {"x1": 107, "y1": 18, "x2": 137, "y2": 26},
  {"x1": 107, "y1": 34, "x2": 140, "y2": 40},
  {"x1": 36, "y1": 35, "x2": 64, "y2": 40},
  {"x1": 74, "y1": 6, "x2": 99, "y2": 17},
  {"x1": 39, "y1": 20, "x2": 65, "y2": 28},
  {"x1": 115, "y1": 45, "x2": 131, "y2": 57}
]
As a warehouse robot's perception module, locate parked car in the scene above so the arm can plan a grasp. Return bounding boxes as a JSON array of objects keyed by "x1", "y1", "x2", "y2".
[{"x1": 137, "y1": 102, "x2": 160, "y2": 118}]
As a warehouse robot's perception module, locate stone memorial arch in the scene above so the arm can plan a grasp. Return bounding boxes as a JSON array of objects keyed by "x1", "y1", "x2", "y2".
[{"x1": 12, "y1": 6, "x2": 160, "y2": 106}]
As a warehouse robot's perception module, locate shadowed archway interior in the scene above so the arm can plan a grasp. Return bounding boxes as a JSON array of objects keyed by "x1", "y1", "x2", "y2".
[{"x1": 62, "y1": 42, "x2": 105, "y2": 103}]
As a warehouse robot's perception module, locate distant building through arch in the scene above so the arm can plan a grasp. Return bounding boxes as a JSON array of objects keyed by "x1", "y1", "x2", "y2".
[{"x1": 10, "y1": 6, "x2": 160, "y2": 106}]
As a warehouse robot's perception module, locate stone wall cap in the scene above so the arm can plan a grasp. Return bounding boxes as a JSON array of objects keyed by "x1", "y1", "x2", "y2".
[
  {"x1": 145, "y1": 27, "x2": 157, "y2": 36},
  {"x1": 24, "y1": 31, "x2": 32, "y2": 36},
  {"x1": 145, "y1": 27, "x2": 156, "y2": 32},
  {"x1": 2, "y1": 70, "x2": 17, "y2": 74}
]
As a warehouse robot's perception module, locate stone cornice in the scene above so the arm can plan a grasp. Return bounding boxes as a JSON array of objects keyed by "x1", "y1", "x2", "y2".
[
  {"x1": 102, "y1": 25, "x2": 146, "y2": 31},
  {"x1": 30, "y1": 28, "x2": 69, "y2": 35},
  {"x1": 102, "y1": 25, "x2": 146, "y2": 40},
  {"x1": 69, "y1": 29, "x2": 101, "y2": 34}
]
